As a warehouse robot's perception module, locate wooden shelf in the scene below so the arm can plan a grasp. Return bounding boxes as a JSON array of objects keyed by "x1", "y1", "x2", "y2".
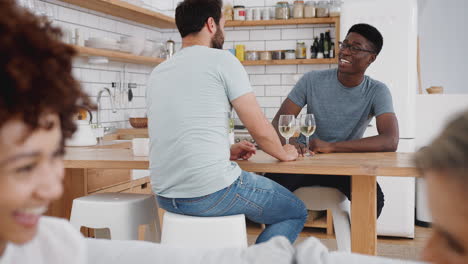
[
  {"x1": 72, "y1": 45, "x2": 164, "y2": 66},
  {"x1": 242, "y1": 58, "x2": 337, "y2": 66},
  {"x1": 58, "y1": 0, "x2": 175, "y2": 29},
  {"x1": 225, "y1": 17, "x2": 339, "y2": 27}
]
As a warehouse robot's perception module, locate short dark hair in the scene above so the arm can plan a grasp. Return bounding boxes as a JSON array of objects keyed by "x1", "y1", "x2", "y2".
[
  {"x1": 347, "y1": 23, "x2": 383, "y2": 55},
  {"x1": 414, "y1": 109, "x2": 468, "y2": 184},
  {"x1": 175, "y1": 0, "x2": 222, "y2": 38},
  {"x1": 0, "y1": 0, "x2": 93, "y2": 144}
]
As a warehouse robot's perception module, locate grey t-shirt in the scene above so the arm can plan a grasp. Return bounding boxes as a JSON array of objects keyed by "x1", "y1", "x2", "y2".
[
  {"x1": 146, "y1": 46, "x2": 252, "y2": 198},
  {"x1": 288, "y1": 68, "x2": 394, "y2": 144}
]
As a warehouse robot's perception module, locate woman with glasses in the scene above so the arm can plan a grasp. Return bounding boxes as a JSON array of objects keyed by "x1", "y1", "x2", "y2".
[{"x1": 265, "y1": 23, "x2": 399, "y2": 219}]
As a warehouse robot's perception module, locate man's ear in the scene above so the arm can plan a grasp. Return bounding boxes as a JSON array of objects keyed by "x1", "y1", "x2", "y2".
[
  {"x1": 206, "y1": 17, "x2": 216, "y2": 34},
  {"x1": 368, "y1": 53, "x2": 377, "y2": 65}
]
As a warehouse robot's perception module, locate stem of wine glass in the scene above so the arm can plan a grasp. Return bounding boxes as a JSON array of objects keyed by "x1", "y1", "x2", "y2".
[
  {"x1": 306, "y1": 136, "x2": 309, "y2": 153},
  {"x1": 285, "y1": 137, "x2": 289, "y2": 145}
]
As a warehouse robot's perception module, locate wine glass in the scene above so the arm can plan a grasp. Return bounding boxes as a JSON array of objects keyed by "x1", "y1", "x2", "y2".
[
  {"x1": 299, "y1": 114, "x2": 316, "y2": 155},
  {"x1": 278, "y1": 115, "x2": 296, "y2": 144}
]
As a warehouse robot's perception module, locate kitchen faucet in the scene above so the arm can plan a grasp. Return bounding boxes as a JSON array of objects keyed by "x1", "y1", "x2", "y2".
[{"x1": 96, "y1": 87, "x2": 117, "y2": 141}]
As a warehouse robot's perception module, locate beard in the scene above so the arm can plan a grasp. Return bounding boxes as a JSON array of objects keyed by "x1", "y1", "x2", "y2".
[{"x1": 211, "y1": 26, "x2": 224, "y2": 50}]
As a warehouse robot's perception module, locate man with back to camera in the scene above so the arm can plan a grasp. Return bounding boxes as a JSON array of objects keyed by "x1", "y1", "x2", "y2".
[
  {"x1": 265, "y1": 24, "x2": 399, "y2": 218},
  {"x1": 146, "y1": 0, "x2": 308, "y2": 244}
]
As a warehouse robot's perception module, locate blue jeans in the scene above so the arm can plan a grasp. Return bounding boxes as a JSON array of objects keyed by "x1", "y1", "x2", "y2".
[{"x1": 157, "y1": 170, "x2": 308, "y2": 244}]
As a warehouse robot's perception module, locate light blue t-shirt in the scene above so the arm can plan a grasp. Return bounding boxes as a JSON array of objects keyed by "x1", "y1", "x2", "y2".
[
  {"x1": 288, "y1": 68, "x2": 394, "y2": 144},
  {"x1": 146, "y1": 46, "x2": 252, "y2": 198}
]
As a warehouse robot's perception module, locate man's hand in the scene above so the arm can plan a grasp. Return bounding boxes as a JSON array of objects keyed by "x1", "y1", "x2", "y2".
[
  {"x1": 293, "y1": 143, "x2": 310, "y2": 157},
  {"x1": 230, "y1": 141, "x2": 257, "y2": 160},
  {"x1": 281, "y1": 144, "x2": 299, "y2": 161},
  {"x1": 309, "y1": 138, "x2": 334, "y2": 154}
]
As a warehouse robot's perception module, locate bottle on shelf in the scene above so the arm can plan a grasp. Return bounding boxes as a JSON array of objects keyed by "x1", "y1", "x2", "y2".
[
  {"x1": 310, "y1": 37, "x2": 318, "y2": 59},
  {"x1": 317, "y1": 33, "x2": 324, "y2": 59},
  {"x1": 324, "y1": 30, "x2": 331, "y2": 58},
  {"x1": 330, "y1": 42, "x2": 335, "y2": 58}
]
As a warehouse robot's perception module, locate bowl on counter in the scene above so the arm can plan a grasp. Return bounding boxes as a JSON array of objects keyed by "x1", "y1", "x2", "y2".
[{"x1": 129, "y1": 117, "x2": 148, "y2": 128}]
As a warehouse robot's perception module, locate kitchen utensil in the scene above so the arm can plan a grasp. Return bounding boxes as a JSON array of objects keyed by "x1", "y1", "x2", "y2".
[
  {"x1": 166, "y1": 39, "x2": 175, "y2": 59},
  {"x1": 129, "y1": 117, "x2": 148, "y2": 128},
  {"x1": 66, "y1": 108, "x2": 97, "y2": 147}
]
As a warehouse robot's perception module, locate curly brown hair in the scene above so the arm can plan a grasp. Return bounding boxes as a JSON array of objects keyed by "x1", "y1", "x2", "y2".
[{"x1": 0, "y1": 0, "x2": 93, "y2": 143}]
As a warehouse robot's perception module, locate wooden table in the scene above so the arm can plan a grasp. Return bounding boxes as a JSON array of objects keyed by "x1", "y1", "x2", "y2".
[{"x1": 63, "y1": 148, "x2": 418, "y2": 255}]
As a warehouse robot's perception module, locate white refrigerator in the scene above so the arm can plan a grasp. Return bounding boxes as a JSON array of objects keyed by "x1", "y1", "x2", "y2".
[{"x1": 341, "y1": 0, "x2": 418, "y2": 237}]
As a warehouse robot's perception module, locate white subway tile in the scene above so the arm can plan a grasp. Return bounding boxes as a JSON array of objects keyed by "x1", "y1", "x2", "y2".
[
  {"x1": 265, "y1": 108, "x2": 280, "y2": 119},
  {"x1": 250, "y1": 74, "x2": 281, "y2": 85},
  {"x1": 298, "y1": 64, "x2": 331, "y2": 73},
  {"x1": 257, "y1": 97, "x2": 281, "y2": 108},
  {"x1": 252, "y1": 86, "x2": 265, "y2": 96},
  {"x1": 81, "y1": 69, "x2": 101, "y2": 83},
  {"x1": 241, "y1": 41, "x2": 265, "y2": 51},
  {"x1": 281, "y1": 74, "x2": 298, "y2": 85},
  {"x1": 281, "y1": 28, "x2": 314, "y2": 40},
  {"x1": 266, "y1": 65, "x2": 297, "y2": 74},
  {"x1": 265, "y1": 85, "x2": 293, "y2": 96},
  {"x1": 265, "y1": 40, "x2": 296, "y2": 51},
  {"x1": 244, "y1": 65, "x2": 265, "y2": 74},
  {"x1": 250, "y1": 30, "x2": 281, "y2": 41},
  {"x1": 225, "y1": 30, "x2": 250, "y2": 42}
]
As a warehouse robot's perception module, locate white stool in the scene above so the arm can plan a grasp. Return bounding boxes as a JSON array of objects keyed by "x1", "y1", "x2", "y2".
[
  {"x1": 294, "y1": 186, "x2": 351, "y2": 252},
  {"x1": 161, "y1": 212, "x2": 247, "y2": 248},
  {"x1": 70, "y1": 193, "x2": 161, "y2": 242}
]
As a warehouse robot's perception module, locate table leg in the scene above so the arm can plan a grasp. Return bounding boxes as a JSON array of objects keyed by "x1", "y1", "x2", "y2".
[{"x1": 351, "y1": 175, "x2": 377, "y2": 255}]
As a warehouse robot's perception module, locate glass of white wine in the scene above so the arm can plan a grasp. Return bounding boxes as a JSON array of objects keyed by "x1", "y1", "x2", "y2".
[
  {"x1": 278, "y1": 115, "x2": 296, "y2": 144},
  {"x1": 299, "y1": 114, "x2": 316, "y2": 155}
]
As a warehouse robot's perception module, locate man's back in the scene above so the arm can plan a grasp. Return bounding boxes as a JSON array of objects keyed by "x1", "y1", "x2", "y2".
[{"x1": 146, "y1": 46, "x2": 251, "y2": 198}]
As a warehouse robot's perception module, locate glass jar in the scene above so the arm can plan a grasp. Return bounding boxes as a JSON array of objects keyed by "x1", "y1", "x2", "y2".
[
  {"x1": 304, "y1": 1, "x2": 316, "y2": 18},
  {"x1": 329, "y1": 0, "x2": 341, "y2": 17},
  {"x1": 316, "y1": 1, "x2": 329, "y2": 18},
  {"x1": 275, "y1": 2, "x2": 290, "y2": 20},
  {"x1": 295, "y1": 42, "x2": 306, "y2": 59},
  {"x1": 284, "y1": 50, "x2": 296, "y2": 59},
  {"x1": 260, "y1": 51, "x2": 272, "y2": 60},
  {"x1": 233, "y1": 5, "x2": 246, "y2": 21},
  {"x1": 293, "y1": 1, "x2": 304, "y2": 19}
]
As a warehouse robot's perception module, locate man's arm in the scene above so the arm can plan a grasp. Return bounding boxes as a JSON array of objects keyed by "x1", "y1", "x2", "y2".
[
  {"x1": 309, "y1": 113, "x2": 399, "y2": 153},
  {"x1": 232, "y1": 93, "x2": 298, "y2": 161}
]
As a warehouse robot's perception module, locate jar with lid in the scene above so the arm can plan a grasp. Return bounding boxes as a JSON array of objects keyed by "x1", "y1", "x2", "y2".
[
  {"x1": 304, "y1": 1, "x2": 316, "y2": 18},
  {"x1": 284, "y1": 50, "x2": 296, "y2": 60},
  {"x1": 275, "y1": 2, "x2": 289, "y2": 20},
  {"x1": 316, "y1": 1, "x2": 329, "y2": 18},
  {"x1": 224, "y1": 4, "x2": 233, "y2": 20},
  {"x1": 260, "y1": 51, "x2": 272, "y2": 61},
  {"x1": 329, "y1": 0, "x2": 341, "y2": 17},
  {"x1": 295, "y1": 42, "x2": 306, "y2": 59},
  {"x1": 293, "y1": 1, "x2": 304, "y2": 19},
  {"x1": 234, "y1": 5, "x2": 246, "y2": 21}
]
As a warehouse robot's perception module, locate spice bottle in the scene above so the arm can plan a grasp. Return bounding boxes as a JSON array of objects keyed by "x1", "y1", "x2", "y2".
[
  {"x1": 295, "y1": 42, "x2": 306, "y2": 59},
  {"x1": 310, "y1": 37, "x2": 318, "y2": 59},
  {"x1": 317, "y1": 33, "x2": 324, "y2": 59}
]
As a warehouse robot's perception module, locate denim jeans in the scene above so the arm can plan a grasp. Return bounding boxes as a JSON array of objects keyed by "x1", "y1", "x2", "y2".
[{"x1": 157, "y1": 170, "x2": 308, "y2": 244}]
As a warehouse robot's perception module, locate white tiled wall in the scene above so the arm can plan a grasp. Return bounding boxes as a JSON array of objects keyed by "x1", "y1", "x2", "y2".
[{"x1": 33, "y1": 0, "x2": 336, "y2": 127}]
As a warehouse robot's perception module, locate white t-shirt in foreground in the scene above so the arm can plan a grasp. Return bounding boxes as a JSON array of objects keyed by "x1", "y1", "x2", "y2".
[{"x1": 0, "y1": 216, "x2": 86, "y2": 264}]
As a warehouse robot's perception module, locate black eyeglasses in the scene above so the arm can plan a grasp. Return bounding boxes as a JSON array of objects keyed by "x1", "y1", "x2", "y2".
[{"x1": 339, "y1": 41, "x2": 376, "y2": 55}]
